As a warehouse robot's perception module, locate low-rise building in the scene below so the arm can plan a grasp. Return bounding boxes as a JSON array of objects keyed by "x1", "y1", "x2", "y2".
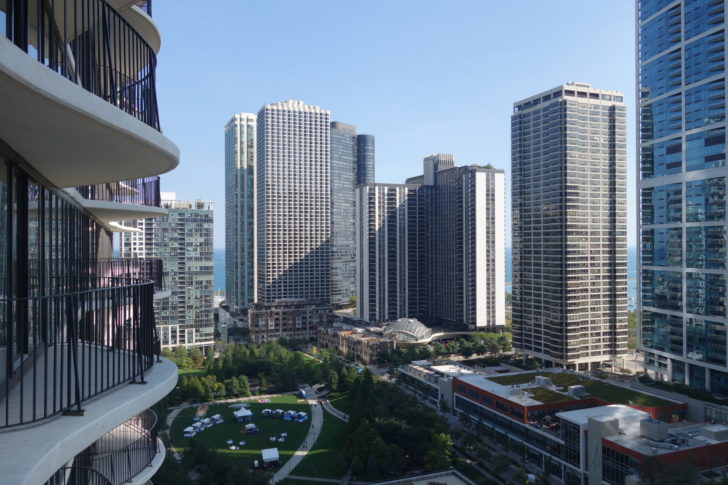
[
  {"x1": 318, "y1": 323, "x2": 395, "y2": 364},
  {"x1": 248, "y1": 300, "x2": 333, "y2": 344},
  {"x1": 449, "y1": 368, "x2": 726, "y2": 485}
]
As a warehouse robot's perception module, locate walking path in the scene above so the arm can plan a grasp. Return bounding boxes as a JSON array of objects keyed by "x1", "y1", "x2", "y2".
[
  {"x1": 321, "y1": 399, "x2": 349, "y2": 422},
  {"x1": 270, "y1": 386, "x2": 324, "y2": 484},
  {"x1": 285, "y1": 476, "x2": 341, "y2": 483}
]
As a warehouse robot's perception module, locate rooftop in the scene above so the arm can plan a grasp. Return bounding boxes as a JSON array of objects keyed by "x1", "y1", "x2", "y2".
[
  {"x1": 608, "y1": 422, "x2": 728, "y2": 457},
  {"x1": 486, "y1": 370, "x2": 676, "y2": 407},
  {"x1": 557, "y1": 404, "x2": 649, "y2": 426}
]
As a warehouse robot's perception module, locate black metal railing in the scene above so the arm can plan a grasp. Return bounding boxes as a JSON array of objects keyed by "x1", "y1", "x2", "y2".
[
  {"x1": 3, "y1": 0, "x2": 160, "y2": 129},
  {"x1": 28, "y1": 258, "x2": 165, "y2": 293},
  {"x1": 90, "y1": 410, "x2": 160, "y2": 484},
  {"x1": 0, "y1": 279, "x2": 157, "y2": 429},
  {"x1": 76, "y1": 176, "x2": 161, "y2": 207},
  {"x1": 45, "y1": 466, "x2": 113, "y2": 485},
  {"x1": 134, "y1": 0, "x2": 152, "y2": 17}
]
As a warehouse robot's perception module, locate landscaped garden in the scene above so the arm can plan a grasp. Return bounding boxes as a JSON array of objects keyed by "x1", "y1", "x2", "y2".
[
  {"x1": 327, "y1": 390, "x2": 352, "y2": 416},
  {"x1": 170, "y1": 394, "x2": 310, "y2": 469},
  {"x1": 488, "y1": 371, "x2": 674, "y2": 407}
]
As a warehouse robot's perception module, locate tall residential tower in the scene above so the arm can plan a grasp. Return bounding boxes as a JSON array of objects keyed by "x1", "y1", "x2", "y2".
[
  {"x1": 512, "y1": 83, "x2": 628, "y2": 370},
  {"x1": 224, "y1": 113, "x2": 257, "y2": 310},
  {"x1": 638, "y1": 0, "x2": 728, "y2": 393},
  {"x1": 257, "y1": 100, "x2": 332, "y2": 302}
]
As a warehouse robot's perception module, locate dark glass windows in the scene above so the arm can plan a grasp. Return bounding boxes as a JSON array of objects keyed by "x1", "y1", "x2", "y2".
[
  {"x1": 685, "y1": 30, "x2": 725, "y2": 85},
  {"x1": 641, "y1": 138, "x2": 682, "y2": 178},
  {"x1": 686, "y1": 128, "x2": 726, "y2": 171},
  {"x1": 641, "y1": 94, "x2": 682, "y2": 142},
  {"x1": 641, "y1": 183, "x2": 682, "y2": 224},
  {"x1": 687, "y1": 318, "x2": 727, "y2": 366},
  {"x1": 686, "y1": 226, "x2": 726, "y2": 269},
  {"x1": 685, "y1": 79, "x2": 725, "y2": 130},
  {"x1": 641, "y1": 228, "x2": 682, "y2": 266},
  {"x1": 640, "y1": 6, "x2": 682, "y2": 61},
  {"x1": 685, "y1": 177, "x2": 726, "y2": 222},
  {"x1": 684, "y1": 0, "x2": 724, "y2": 40},
  {"x1": 640, "y1": 50, "x2": 682, "y2": 99},
  {"x1": 687, "y1": 272, "x2": 726, "y2": 316},
  {"x1": 642, "y1": 270, "x2": 683, "y2": 311},
  {"x1": 641, "y1": 310, "x2": 684, "y2": 354}
]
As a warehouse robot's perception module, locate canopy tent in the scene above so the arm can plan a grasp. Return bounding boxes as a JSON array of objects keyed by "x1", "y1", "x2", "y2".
[
  {"x1": 234, "y1": 408, "x2": 253, "y2": 421},
  {"x1": 261, "y1": 448, "x2": 279, "y2": 464}
]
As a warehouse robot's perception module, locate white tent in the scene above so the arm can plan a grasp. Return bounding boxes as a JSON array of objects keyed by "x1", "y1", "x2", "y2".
[
  {"x1": 261, "y1": 448, "x2": 279, "y2": 464},
  {"x1": 234, "y1": 408, "x2": 253, "y2": 422}
]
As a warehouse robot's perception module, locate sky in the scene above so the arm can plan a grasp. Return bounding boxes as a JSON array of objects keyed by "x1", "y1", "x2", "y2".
[{"x1": 153, "y1": 1, "x2": 637, "y2": 249}]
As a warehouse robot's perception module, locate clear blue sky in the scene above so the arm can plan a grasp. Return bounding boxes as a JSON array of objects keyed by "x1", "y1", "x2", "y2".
[{"x1": 153, "y1": 1, "x2": 637, "y2": 249}]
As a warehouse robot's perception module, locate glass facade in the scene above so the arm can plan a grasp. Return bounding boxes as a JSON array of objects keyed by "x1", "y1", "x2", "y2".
[{"x1": 639, "y1": 0, "x2": 728, "y2": 390}]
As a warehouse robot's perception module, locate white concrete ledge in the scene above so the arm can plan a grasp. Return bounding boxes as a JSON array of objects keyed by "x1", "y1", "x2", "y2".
[
  {"x1": 121, "y1": 6, "x2": 162, "y2": 54},
  {"x1": 128, "y1": 438, "x2": 167, "y2": 485},
  {"x1": 0, "y1": 358, "x2": 177, "y2": 485},
  {"x1": 0, "y1": 36, "x2": 179, "y2": 188}
]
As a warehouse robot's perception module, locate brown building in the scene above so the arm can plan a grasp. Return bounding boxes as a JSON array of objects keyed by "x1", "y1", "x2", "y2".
[
  {"x1": 318, "y1": 323, "x2": 395, "y2": 365},
  {"x1": 248, "y1": 300, "x2": 333, "y2": 344}
]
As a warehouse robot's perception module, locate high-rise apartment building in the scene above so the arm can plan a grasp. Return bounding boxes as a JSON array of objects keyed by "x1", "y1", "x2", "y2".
[
  {"x1": 121, "y1": 193, "x2": 215, "y2": 350},
  {"x1": 256, "y1": 100, "x2": 332, "y2": 302},
  {"x1": 224, "y1": 113, "x2": 257, "y2": 310},
  {"x1": 638, "y1": 0, "x2": 728, "y2": 393},
  {"x1": 356, "y1": 183, "x2": 425, "y2": 322},
  {"x1": 0, "y1": 1, "x2": 177, "y2": 482},
  {"x1": 330, "y1": 121, "x2": 376, "y2": 307},
  {"x1": 512, "y1": 83, "x2": 628, "y2": 370},
  {"x1": 356, "y1": 156, "x2": 505, "y2": 329}
]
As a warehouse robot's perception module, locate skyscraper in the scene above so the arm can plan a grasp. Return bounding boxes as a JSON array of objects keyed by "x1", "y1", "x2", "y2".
[
  {"x1": 356, "y1": 183, "x2": 425, "y2": 322},
  {"x1": 357, "y1": 156, "x2": 505, "y2": 329},
  {"x1": 512, "y1": 83, "x2": 628, "y2": 370},
  {"x1": 257, "y1": 100, "x2": 332, "y2": 302},
  {"x1": 224, "y1": 113, "x2": 257, "y2": 310},
  {"x1": 638, "y1": 0, "x2": 728, "y2": 393},
  {"x1": 121, "y1": 193, "x2": 215, "y2": 350},
  {"x1": 330, "y1": 121, "x2": 376, "y2": 307}
]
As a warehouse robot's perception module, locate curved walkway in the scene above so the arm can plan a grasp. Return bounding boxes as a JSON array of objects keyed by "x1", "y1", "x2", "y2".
[
  {"x1": 270, "y1": 386, "x2": 324, "y2": 484},
  {"x1": 321, "y1": 399, "x2": 349, "y2": 422}
]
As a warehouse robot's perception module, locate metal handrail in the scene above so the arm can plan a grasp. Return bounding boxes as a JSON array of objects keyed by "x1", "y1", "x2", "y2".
[
  {"x1": 3, "y1": 0, "x2": 160, "y2": 130},
  {"x1": 0, "y1": 280, "x2": 157, "y2": 429},
  {"x1": 45, "y1": 466, "x2": 114, "y2": 485},
  {"x1": 76, "y1": 176, "x2": 161, "y2": 207}
]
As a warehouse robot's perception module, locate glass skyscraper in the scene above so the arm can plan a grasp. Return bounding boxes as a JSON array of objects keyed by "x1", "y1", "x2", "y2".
[
  {"x1": 638, "y1": 0, "x2": 728, "y2": 393},
  {"x1": 330, "y1": 122, "x2": 376, "y2": 307},
  {"x1": 224, "y1": 113, "x2": 257, "y2": 310},
  {"x1": 512, "y1": 83, "x2": 628, "y2": 370}
]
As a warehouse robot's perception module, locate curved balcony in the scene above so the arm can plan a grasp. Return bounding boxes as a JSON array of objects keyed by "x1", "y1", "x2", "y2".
[{"x1": 0, "y1": 0, "x2": 179, "y2": 187}]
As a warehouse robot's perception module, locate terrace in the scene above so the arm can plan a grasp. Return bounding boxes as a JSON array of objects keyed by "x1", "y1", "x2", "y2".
[{"x1": 487, "y1": 371, "x2": 675, "y2": 407}]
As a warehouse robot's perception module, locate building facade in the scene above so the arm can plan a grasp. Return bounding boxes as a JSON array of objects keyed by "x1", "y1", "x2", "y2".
[
  {"x1": 256, "y1": 100, "x2": 332, "y2": 303},
  {"x1": 0, "y1": 1, "x2": 177, "y2": 482},
  {"x1": 637, "y1": 0, "x2": 728, "y2": 395},
  {"x1": 512, "y1": 83, "x2": 628, "y2": 370},
  {"x1": 122, "y1": 194, "x2": 216, "y2": 350},
  {"x1": 356, "y1": 183, "x2": 426, "y2": 322},
  {"x1": 330, "y1": 122, "x2": 358, "y2": 307},
  {"x1": 318, "y1": 323, "x2": 395, "y2": 365},
  {"x1": 248, "y1": 300, "x2": 334, "y2": 343},
  {"x1": 356, "y1": 156, "x2": 505, "y2": 330},
  {"x1": 224, "y1": 113, "x2": 257, "y2": 310}
]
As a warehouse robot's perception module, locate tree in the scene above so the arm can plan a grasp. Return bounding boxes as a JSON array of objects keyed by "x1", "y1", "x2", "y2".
[
  {"x1": 327, "y1": 370, "x2": 339, "y2": 391},
  {"x1": 424, "y1": 432, "x2": 452, "y2": 471},
  {"x1": 240, "y1": 375, "x2": 251, "y2": 397},
  {"x1": 491, "y1": 453, "x2": 511, "y2": 474}
]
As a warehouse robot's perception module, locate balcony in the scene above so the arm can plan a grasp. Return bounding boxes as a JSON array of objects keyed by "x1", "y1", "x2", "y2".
[
  {"x1": 76, "y1": 176, "x2": 161, "y2": 207},
  {"x1": 44, "y1": 409, "x2": 165, "y2": 485},
  {"x1": 134, "y1": 0, "x2": 152, "y2": 17},
  {"x1": 0, "y1": 0, "x2": 179, "y2": 188}
]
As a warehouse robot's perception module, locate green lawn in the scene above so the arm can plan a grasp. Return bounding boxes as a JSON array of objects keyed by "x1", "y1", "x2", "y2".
[
  {"x1": 327, "y1": 391, "x2": 351, "y2": 416},
  {"x1": 488, "y1": 372, "x2": 673, "y2": 407},
  {"x1": 170, "y1": 394, "x2": 310, "y2": 469},
  {"x1": 293, "y1": 408, "x2": 349, "y2": 479}
]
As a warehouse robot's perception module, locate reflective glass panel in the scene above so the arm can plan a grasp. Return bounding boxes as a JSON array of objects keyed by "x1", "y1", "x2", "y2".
[
  {"x1": 686, "y1": 128, "x2": 726, "y2": 171},
  {"x1": 641, "y1": 183, "x2": 682, "y2": 224},
  {"x1": 686, "y1": 226, "x2": 726, "y2": 269},
  {"x1": 685, "y1": 79, "x2": 725, "y2": 130},
  {"x1": 684, "y1": 0, "x2": 724, "y2": 40},
  {"x1": 641, "y1": 94, "x2": 682, "y2": 142},
  {"x1": 641, "y1": 138, "x2": 682, "y2": 178},
  {"x1": 640, "y1": 5, "x2": 682, "y2": 61},
  {"x1": 687, "y1": 317, "x2": 727, "y2": 366},
  {"x1": 642, "y1": 269, "x2": 683, "y2": 311},
  {"x1": 642, "y1": 228, "x2": 682, "y2": 266},
  {"x1": 640, "y1": 50, "x2": 681, "y2": 100},
  {"x1": 641, "y1": 310, "x2": 683, "y2": 355},
  {"x1": 685, "y1": 30, "x2": 725, "y2": 85},
  {"x1": 685, "y1": 177, "x2": 726, "y2": 222}
]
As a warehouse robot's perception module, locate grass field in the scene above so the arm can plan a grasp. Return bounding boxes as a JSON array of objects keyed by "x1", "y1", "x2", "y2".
[
  {"x1": 327, "y1": 391, "x2": 351, "y2": 416},
  {"x1": 293, "y1": 408, "x2": 349, "y2": 479},
  {"x1": 279, "y1": 479, "x2": 336, "y2": 485},
  {"x1": 170, "y1": 394, "x2": 310, "y2": 469}
]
